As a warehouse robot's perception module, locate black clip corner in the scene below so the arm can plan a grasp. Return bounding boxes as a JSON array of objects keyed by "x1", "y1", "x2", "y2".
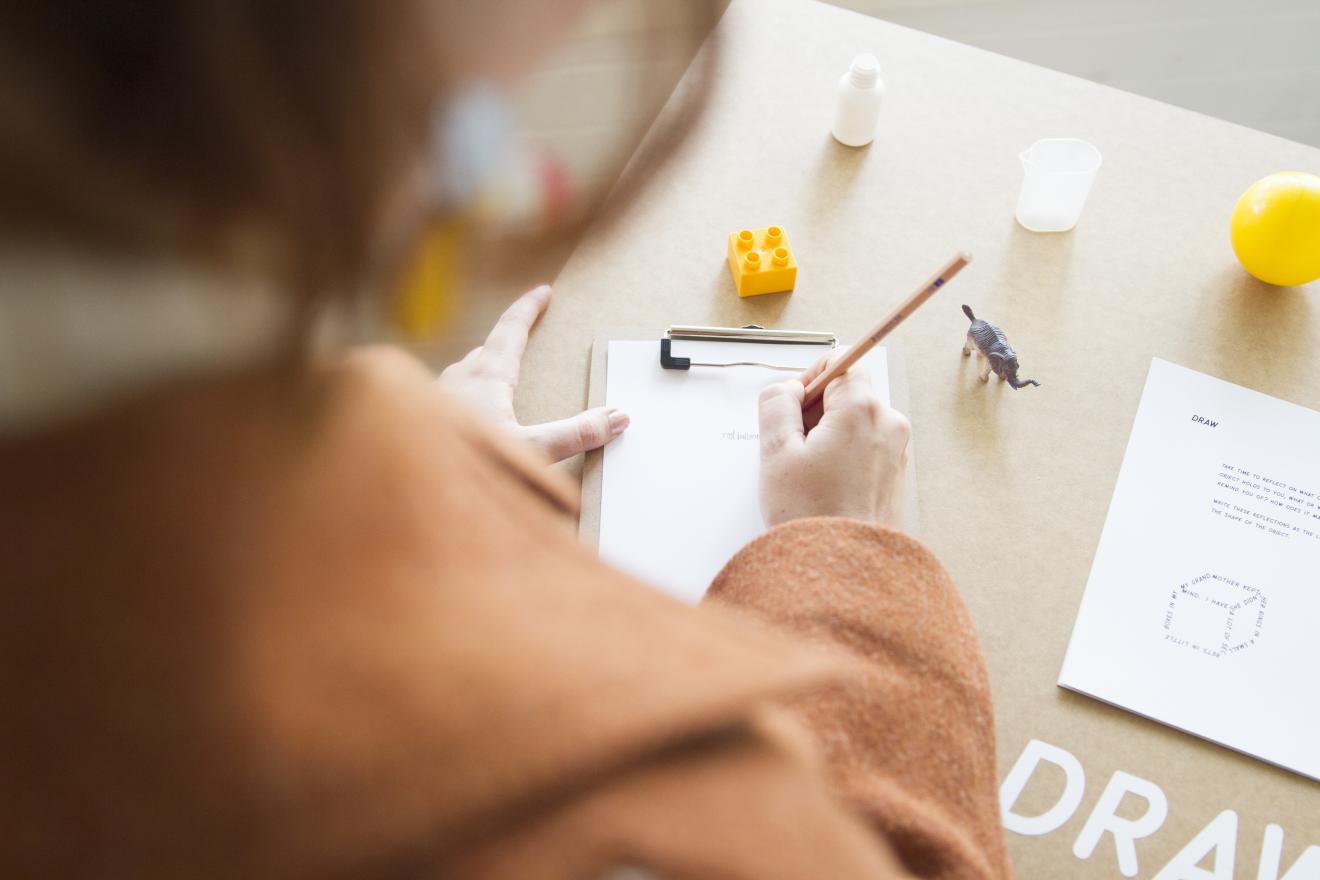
[{"x1": 659, "y1": 338, "x2": 689, "y2": 371}]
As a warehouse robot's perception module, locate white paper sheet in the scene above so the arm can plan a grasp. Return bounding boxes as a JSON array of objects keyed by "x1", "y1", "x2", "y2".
[
  {"x1": 599, "y1": 339, "x2": 889, "y2": 604},
  {"x1": 1060, "y1": 358, "x2": 1320, "y2": 780}
]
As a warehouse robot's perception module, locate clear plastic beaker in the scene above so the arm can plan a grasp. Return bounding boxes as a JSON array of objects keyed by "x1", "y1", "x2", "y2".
[{"x1": 1015, "y1": 138, "x2": 1102, "y2": 232}]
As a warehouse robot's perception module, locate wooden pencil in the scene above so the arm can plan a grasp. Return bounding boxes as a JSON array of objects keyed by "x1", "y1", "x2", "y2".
[{"x1": 802, "y1": 251, "x2": 973, "y2": 408}]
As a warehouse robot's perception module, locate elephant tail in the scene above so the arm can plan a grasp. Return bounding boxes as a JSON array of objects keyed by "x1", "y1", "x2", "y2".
[
  {"x1": 962, "y1": 304, "x2": 976, "y2": 322},
  {"x1": 1010, "y1": 377, "x2": 1042, "y2": 389}
]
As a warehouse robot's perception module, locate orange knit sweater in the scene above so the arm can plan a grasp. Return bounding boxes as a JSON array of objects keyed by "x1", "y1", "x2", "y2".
[{"x1": 0, "y1": 350, "x2": 1010, "y2": 878}]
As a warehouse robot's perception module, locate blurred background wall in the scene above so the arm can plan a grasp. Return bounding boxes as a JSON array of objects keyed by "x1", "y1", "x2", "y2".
[{"x1": 826, "y1": 0, "x2": 1320, "y2": 148}]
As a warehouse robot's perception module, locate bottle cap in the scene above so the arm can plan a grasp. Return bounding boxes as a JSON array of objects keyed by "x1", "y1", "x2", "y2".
[{"x1": 848, "y1": 54, "x2": 880, "y2": 89}]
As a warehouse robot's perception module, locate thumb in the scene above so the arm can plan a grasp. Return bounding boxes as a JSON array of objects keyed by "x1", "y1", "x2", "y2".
[
  {"x1": 758, "y1": 380, "x2": 805, "y2": 457},
  {"x1": 527, "y1": 406, "x2": 629, "y2": 462}
]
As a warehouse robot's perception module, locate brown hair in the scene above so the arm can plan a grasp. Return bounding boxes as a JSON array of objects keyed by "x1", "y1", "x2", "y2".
[{"x1": 0, "y1": 2, "x2": 445, "y2": 305}]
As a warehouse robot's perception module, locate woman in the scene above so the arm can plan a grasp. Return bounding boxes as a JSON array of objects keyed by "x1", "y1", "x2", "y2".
[{"x1": 1, "y1": 2, "x2": 1011, "y2": 877}]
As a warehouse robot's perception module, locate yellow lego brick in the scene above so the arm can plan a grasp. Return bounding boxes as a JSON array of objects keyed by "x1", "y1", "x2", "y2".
[{"x1": 726, "y1": 225, "x2": 797, "y2": 297}]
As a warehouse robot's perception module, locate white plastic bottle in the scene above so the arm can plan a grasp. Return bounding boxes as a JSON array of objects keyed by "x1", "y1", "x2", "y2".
[{"x1": 830, "y1": 54, "x2": 885, "y2": 147}]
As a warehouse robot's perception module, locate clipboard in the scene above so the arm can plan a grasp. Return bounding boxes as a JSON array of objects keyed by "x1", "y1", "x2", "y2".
[{"x1": 580, "y1": 324, "x2": 919, "y2": 549}]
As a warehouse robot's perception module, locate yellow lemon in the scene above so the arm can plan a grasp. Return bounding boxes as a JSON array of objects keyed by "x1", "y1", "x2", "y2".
[{"x1": 1230, "y1": 171, "x2": 1320, "y2": 287}]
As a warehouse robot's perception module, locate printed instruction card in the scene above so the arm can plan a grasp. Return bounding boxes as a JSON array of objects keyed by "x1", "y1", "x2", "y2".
[{"x1": 1060, "y1": 358, "x2": 1320, "y2": 780}]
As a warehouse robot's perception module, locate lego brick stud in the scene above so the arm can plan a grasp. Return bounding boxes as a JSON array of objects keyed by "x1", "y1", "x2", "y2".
[{"x1": 726, "y1": 225, "x2": 797, "y2": 297}]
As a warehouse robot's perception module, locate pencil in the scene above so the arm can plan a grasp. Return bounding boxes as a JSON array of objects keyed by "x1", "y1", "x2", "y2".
[{"x1": 802, "y1": 251, "x2": 973, "y2": 408}]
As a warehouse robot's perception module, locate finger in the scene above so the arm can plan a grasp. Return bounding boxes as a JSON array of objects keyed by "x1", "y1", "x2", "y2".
[
  {"x1": 803, "y1": 395, "x2": 825, "y2": 433},
  {"x1": 451, "y1": 345, "x2": 485, "y2": 372},
  {"x1": 526, "y1": 406, "x2": 629, "y2": 462},
  {"x1": 815, "y1": 372, "x2": 884, "y2": 442},
  {"x1": 798, "y1": 357, "x2": 833, "y2": 432},
  {"x1": 480, "y1": 284, "x2": 553, "y2": 382},
  {"x1": 437, "y1": 346, "x2": 483, "y2": 384},
  {"x1": 800, "y1": 348, "x2": 858, "y2": 415},
  {"x1": 803, "y1": 365, "x2": 871, "y2": 432},
  {"x1": 799, "y1": 353, "x2": 831, "y2": 387},
  {"x1": 822, "y1": 364, "x2": 873, "y2": 410},
  {"x1": 885, "y1": 408, "x2": 913, "y2": 452},
  {"x1": 799, "y1": 349, "x2": 845, "y2": 387},
  {"x1": 758, "y1": 380, "x2": 805, "y2": 456},
  {"x1": 792, "y1": 343, "x2": 855, "y2": 385}
]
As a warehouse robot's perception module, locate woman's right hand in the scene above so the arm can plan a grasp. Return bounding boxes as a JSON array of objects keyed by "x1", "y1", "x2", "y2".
[{"x1": 757, "y1": 356, "x2": 910, "y2": 529}]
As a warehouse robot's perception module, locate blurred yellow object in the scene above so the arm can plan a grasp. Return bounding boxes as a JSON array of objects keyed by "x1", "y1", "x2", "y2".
[
  {"x1": 1229, "y1": 171, "x2": 1320, "y2": 287},
  {"x1": 395, "y1": 221, "x2": 464, "y2": 340}
]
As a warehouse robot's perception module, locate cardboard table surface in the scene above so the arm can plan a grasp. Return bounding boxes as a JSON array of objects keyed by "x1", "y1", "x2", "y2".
[{"x1": 512, "y1": 0, "x2": 1320, "y2": 875}]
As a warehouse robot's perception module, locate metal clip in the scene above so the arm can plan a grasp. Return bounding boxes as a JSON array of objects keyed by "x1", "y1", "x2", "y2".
[{"x1": 659, "y1": 325, "x2": 837, "y2": 371}]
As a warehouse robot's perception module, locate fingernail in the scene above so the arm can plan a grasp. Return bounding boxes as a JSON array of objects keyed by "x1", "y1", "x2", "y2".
[{"x1": 608, "y1": 409, "x2": 630, "y2": 435}]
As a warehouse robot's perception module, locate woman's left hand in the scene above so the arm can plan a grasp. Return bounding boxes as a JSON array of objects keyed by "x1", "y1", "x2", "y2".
[{"x1": 437, "y1": 284, "x2": 629, "y2": 462}]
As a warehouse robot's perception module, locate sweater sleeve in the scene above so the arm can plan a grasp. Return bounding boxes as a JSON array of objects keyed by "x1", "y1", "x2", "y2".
[{"x1": 703, "y1": 518, "x2": 1012, "y2": 880}]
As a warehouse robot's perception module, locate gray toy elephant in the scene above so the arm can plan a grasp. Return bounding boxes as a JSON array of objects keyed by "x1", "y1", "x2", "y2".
[{"x1": 962, "y1": 305, "x2": 1040, "y2": 389}]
